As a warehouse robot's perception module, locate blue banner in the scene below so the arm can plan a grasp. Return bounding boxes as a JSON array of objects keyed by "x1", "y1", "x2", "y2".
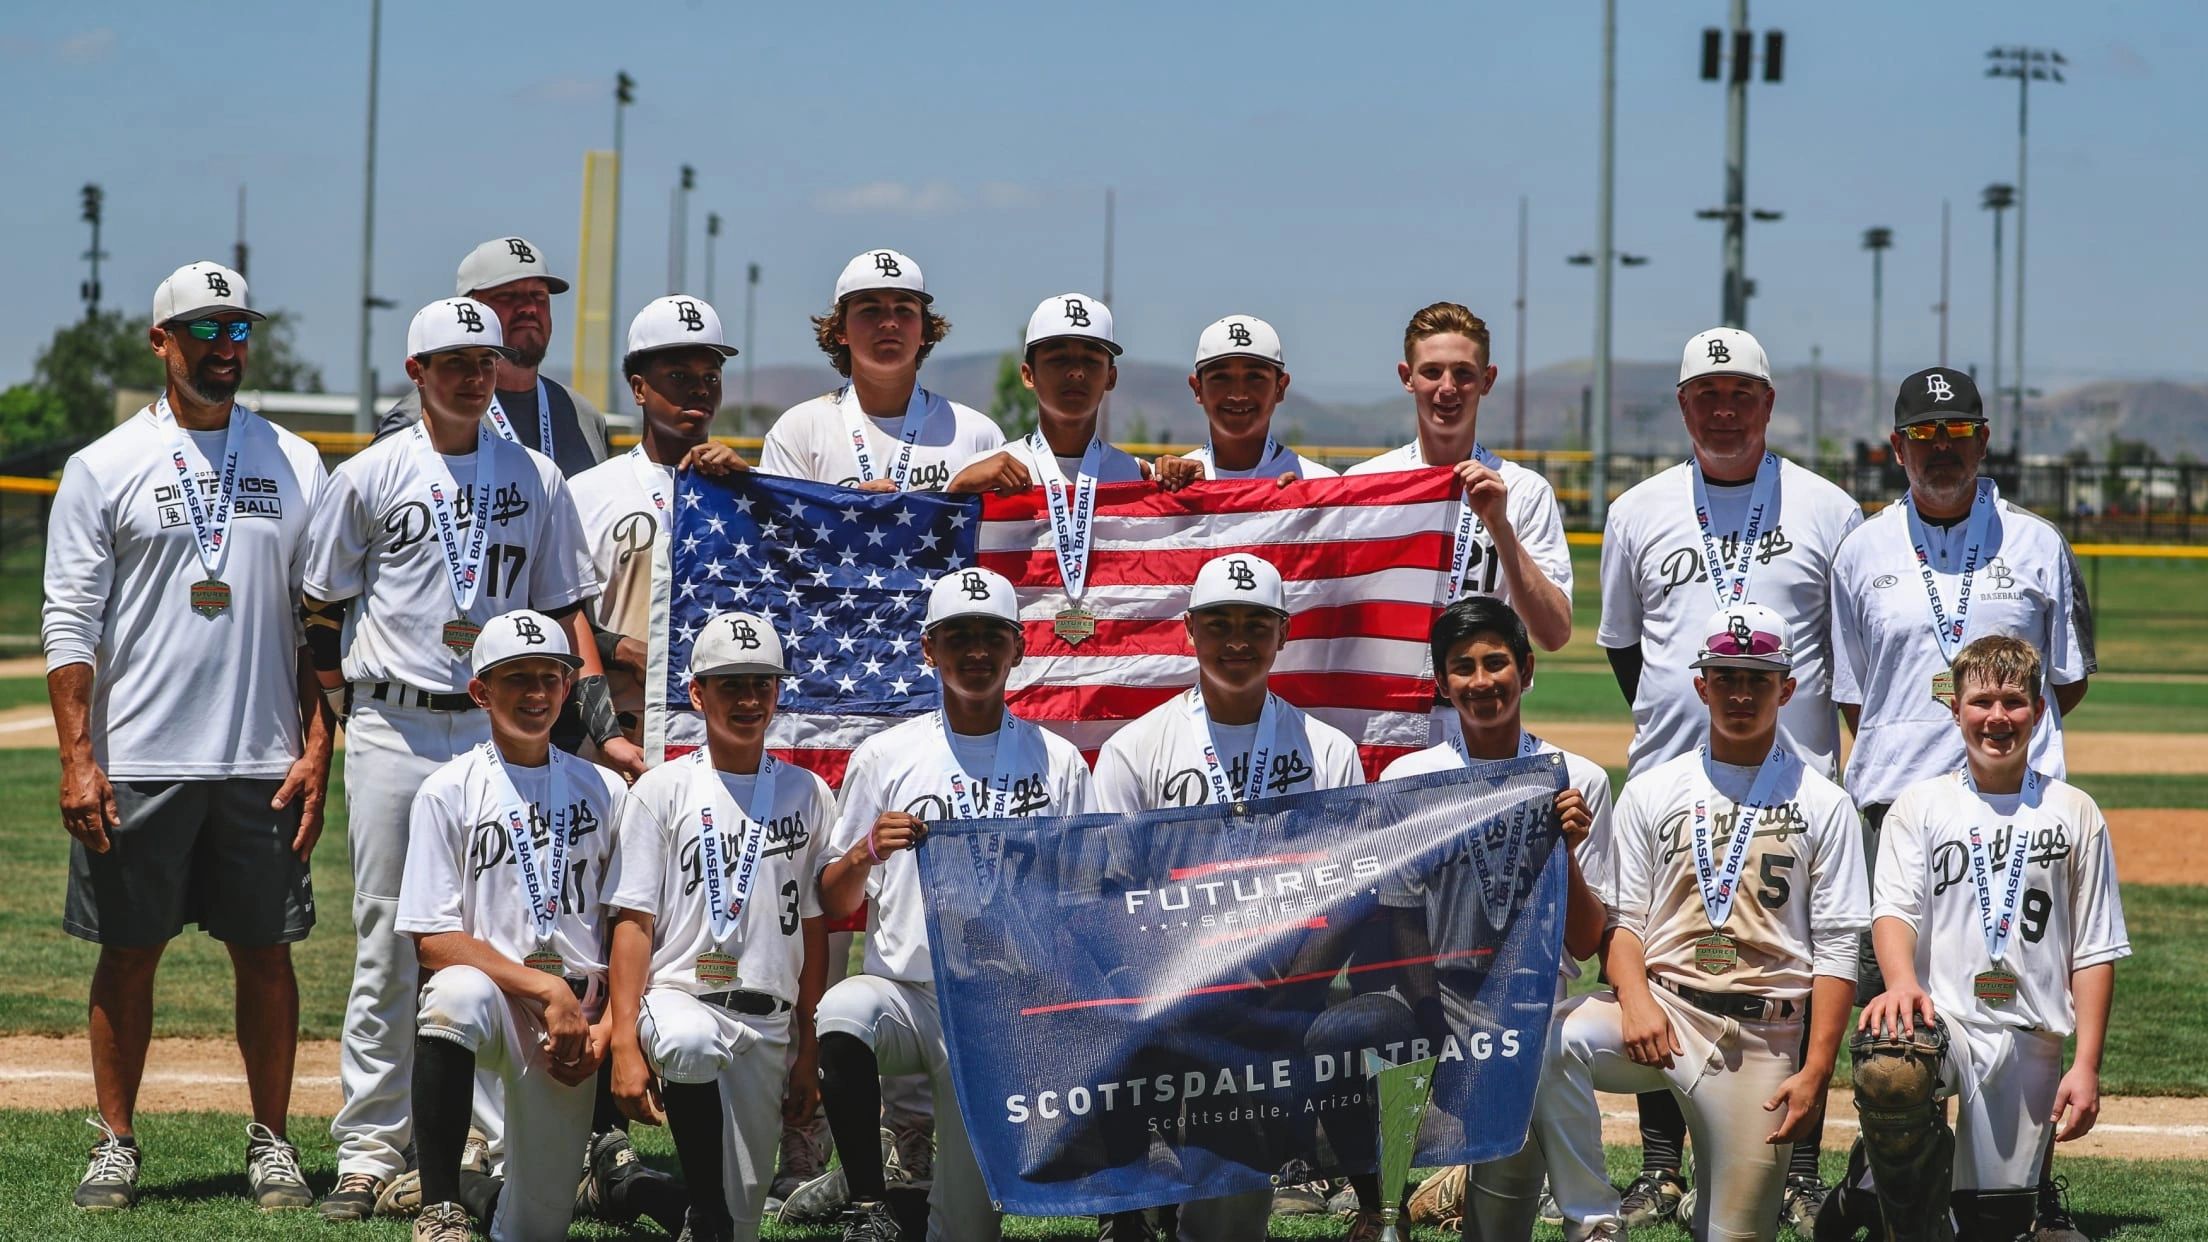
[{"x1": 917, "y1": 755, "x2": 1569, "y2": 1216}]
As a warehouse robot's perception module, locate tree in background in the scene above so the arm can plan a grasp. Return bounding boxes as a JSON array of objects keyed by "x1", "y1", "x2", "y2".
[
  {"x1": 989, "y1": 351, "x2": 1038, "y2": 439},
  {"x1": 10, "y1": 310, "x2": 324, "y2": 449}
]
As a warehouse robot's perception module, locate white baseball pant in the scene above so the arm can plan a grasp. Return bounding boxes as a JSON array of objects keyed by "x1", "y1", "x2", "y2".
[
  {"x1": 329, "y1": 696, "x2": 490, "y2": 1179},
  {"x1": 1540, "y1": 987, "x2": 1803, "y2": 1242},
  {"x1": 1943, "y1": 1022, "x2": 2064, "y2": 1191},
  {"x1": 416, "y1": 964, "x2": 595, "y2": 1242},
  {"x1": 816, "y1": 974, "x2": 990, "y2": 1241},
  {"x1": 639, "y1": 988, "x2": 793, "y2": 1241}
]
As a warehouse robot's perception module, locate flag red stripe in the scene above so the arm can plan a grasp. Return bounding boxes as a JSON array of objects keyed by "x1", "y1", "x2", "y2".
[
  {"x1": 978, "y1": 533, "x2": 1448, "y2": 590},
  {"x1": 978, "y1": 470, "x2": 1458, "y2": 523},
  {"x1": 1017, "y1": 599, "x2": 1441, "y2": 657},
  {"x1": 1008, "y1": 671, "x2": 1433, "y2": 722}
]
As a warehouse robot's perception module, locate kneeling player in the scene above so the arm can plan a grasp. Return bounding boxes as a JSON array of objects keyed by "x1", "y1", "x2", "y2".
[
  {"x1": 396, "y1": 611, "x2": 629, "y2": 1241},
  {"x1": 1542, "y1": 605, "x2": 1866, "y2": 1242},
  {"x1": 603, "y1": 611, "x2": 835, "y2": 1241},
  {"x1": 811, "y1": 568, "x2": 1094, "y2": 1242},
  {"x1": 1836, "y1": 635, "x2": 2127, "y2": 1242}
]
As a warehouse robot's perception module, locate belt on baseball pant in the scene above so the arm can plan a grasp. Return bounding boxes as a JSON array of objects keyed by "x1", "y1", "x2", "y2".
[
  {"x1": 367, "y1": 681, "x2": 478, "y2": 712},
  {"x1": 564, "y1": 976, "x2": 589, "y2": 1001},
  {"x1": 698, "y1": 989, "x2": 790, "y2": 1016},
  {"x1": 1657, "y1": 976, "x2": 1799, "y2": 1023}
]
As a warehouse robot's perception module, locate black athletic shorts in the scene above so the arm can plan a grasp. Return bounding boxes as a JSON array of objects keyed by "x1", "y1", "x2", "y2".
[{"x1": 64, "y1": 777, "x2": 315, "y2": 947}]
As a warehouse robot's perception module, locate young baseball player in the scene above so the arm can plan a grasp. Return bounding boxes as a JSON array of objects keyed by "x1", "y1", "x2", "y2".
[
  {"x1": 396, "y1": 610, "x2": 629, "y2": 1242},
  {"x1": 378, "y1": 236, "x2": 609, "y2": 477},
  {"x1": 1849, "y1": 635, "x2": 2126, "y2": 1241},
  {"x1": 1180, "y1": 315, "x2": 1336, "y2": 482},
  {"x1": 1542, "y1": 604, "x2": 1868, "y2": 1242},
  {"x1": 1597, "y1": 327, "x2": 1863, "y2": 1228},
  {"x1": 1345, "y1": 303, "x2": 1571, "y2": 651},
  {"x1": 808, "y1": 567, "x2": 1094, "y2": 1242},
  {"x1": 757, "y1": 248, "x2": 1004, "y2": 491},
  {"x1": 303, "y1": 297, "x2": 631, "y2": 1221},
  {"x1": 1370, "y1": 597, "x2": 1613, "y2": 1242},
  {"x1": 602, "y1": 610, "x2": 834, "y2": 1242},
  {"x1": 45, "y1": 261, "x2": 329, "y2": 1212},
  {"x1": 1089, "y1": 551, "x2": 1363, "y2": 1242}
]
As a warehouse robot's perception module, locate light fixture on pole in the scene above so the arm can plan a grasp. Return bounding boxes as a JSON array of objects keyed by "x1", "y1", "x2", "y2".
[
  {"x1": 669, "y1": 164, "x2": 694, "y2": 294},
  {"x1": 78, "y1": 183, "x2": 106, "y2": 321},
  {"x1": 1862, "y1": 227, "x2": 1894, "y2": 438},
  {"x1": 1985, "y1": 45, "x2": 2063, "y2": 461},
  {"x1": 607, "y1": 70, "x2": 635, "y2": 413},
  {"x1": 1695, "y1": 3, "x2": 1784, "y2": 328},
  {"x1": 1981, "y1": 182, "x2": 2014, "y2": 453}
]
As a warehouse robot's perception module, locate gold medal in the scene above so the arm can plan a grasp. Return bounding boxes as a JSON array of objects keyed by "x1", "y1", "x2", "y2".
[
  {"x1": 189, "y1": 578, "x2": 232, "y2": 618},
  {"x1": 1053, "y1": 604, "x2": 1096, "y2": 646},
  {"x1": 442, "y1": 618, "x2": 481, "y2": 658},
  {"x1": 1930, "y1": 668, "x2": 1956, "y2": 708},
  {"x1": 1972, "y1": 967, "x2": 2020, "y2": 1004},
  {"x1": 695, "y1": 950, "x2": 741, "y2": 988},
  {"x1": 523, "y1": 946, "x2": 565, "y2": 975},
  {"x1": 1693, "y1": 931, "x2": 1740, "y2": 975}
]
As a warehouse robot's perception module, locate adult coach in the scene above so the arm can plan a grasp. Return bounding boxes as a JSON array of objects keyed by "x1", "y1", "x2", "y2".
[
  {"x1": 379, "y1": 236, "x2": 607, "y2": 477},
  {"x1": 1596, "y1": 327, "x2": 1863, "y2": 1228},
  {"x1": 305, "y1": 297, "x2": 622, "y2": 1220},
  {"x1": 1345, "y1": 302, "x2": 1571, "y2": 651},
  {"x1": 1180, "y1": 315, "x2": 1336, "y2": 481},
  {"x1": 44, "y1": 261, "x2": 329, "y2": 1212},
  {"x1": 757, "y1": 248, "x2": 1002, "y2": 490}
]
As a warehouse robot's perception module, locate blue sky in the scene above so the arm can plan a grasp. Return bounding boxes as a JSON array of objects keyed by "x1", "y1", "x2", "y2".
[{"x1": 3, "y1": 1, "x2": 2197, "y2": 404}]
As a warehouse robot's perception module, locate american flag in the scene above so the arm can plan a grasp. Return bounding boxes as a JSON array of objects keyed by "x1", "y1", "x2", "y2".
[{"x1": 667, "y1": 470, "x2": 1458, "y2": 785}]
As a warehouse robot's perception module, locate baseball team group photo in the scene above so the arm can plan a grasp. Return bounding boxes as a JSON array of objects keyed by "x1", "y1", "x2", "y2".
[{"x1": 6, "y1": 5, "x2": 2207, "y2": 1242}]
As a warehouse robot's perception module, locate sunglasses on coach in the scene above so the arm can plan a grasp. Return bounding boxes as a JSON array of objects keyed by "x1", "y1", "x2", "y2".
[
  {"x1": 1899, "y1": 419, "x2": 1984, "y2": 442},
  {"x1": 171, "y1": 319, "x2": 253, "y2": 343}
]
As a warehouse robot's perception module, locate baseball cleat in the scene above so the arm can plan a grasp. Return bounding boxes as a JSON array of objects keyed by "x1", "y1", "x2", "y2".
[
  {"x1": 1618, "y1": 1167, "x2": 1687, "y2": 1228},
  {"x1": 245, "y1": 1123, "x2": 312, "y2": 1210},
  {"x1": 73, "y1": 1118, "x2": 141, "y2": 1211},
  {"x1": 319, "y1": 1171, "x2": 389, "y2": 1222}
]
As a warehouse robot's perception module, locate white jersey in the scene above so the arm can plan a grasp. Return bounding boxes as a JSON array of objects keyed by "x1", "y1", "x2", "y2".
[
  {"x1": 1379, "y1": 736, "x2": 1614, "y2": 980},
  {"x1": 1180, "y1": 441, "x2": 1339, "y2": 481},
  {"x1": 1093, "y1": 689, "x2": 1365, "y2": 812},
  {"x1": 983, "y1": 435, "x2": 1149, "y2": 485},
  {"x1": 606, "y1": 751, "x2": 836, "y2": 1005},
  {"x1": 302, "y1": 423, "x2": 600, "y2": 694},
  {"x1": 758, "y1": 388, "x2": 1003, "y2": 491},
  {"x1": 395, "y1": 744, "x2": 629, "y2": 979},
  {"x1": 42, "y1": 404, "x2": 328, "y2": 780},
  {"x1": 1344, "y1": 440, "x2": 1573, "y2": 610},
  {"x1": 1872, "y1": 770, "x2": 2129, "y2": 1037},
  {"x1": 1598, "y1": 459, "x2": 1863, "y2": 778},
  {"x1": 1612, "y1": 748, "x2": 1869, "y2": 1000},
  {"x1": 825, "y1": 712, "x2": 1094, "y2": 983},
  {"x1": 568, "y1": 449, "x2": 702, "y2": 751},
  {"x1": 1830, "y1": 485, "x2": 2095, "y2": 806}
]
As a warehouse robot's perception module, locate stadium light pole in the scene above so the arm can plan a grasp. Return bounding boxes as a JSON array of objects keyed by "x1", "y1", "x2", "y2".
[
  {"x1": 354, "y1": 0, "x2": 386, "y2": 435},
  {"x1": 1863, "y1": 227, "x2": 1894, "y2": 437},
  {"x1": 79, "y1": 183, "x2": 107, "y2": 321},
  {"x1": 703, "y1": 212, "x2": 721, "y2": 303},
  {"x1": 1696, "y1": 3, "x2": 1784, "y2": 328},
  {"x1": 1987, "y1": 46, "x2": 2063, "y2": 461},
  {"x1": 1935, "y1": 198, "x2": 1951, "y2": 366},
  {"x1": 668, "y1": 164, "x2": 694, "y2": 294},
  {"x1": 743, "y1": 262, "x2": 760, "y2": 423},
  {"x1": 1982, "y1": 183, "x2": 2014, "y2": 449},
  {"x1": 1514, "y1": 195, "x2": 1528, "y2": 453},
  {"x1": 608, "y1": 71, "x2": 634, "y2": 414},
  {"x1": 1587, "y1": 0, "x2": 1617, "y2": 528},
  {"x1": 1809, "y1": 343, "x2": 1824, "y2": 466}
]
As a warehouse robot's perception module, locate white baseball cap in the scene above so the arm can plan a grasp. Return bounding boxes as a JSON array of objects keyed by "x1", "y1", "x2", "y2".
[
  {"x1": 1690, "y1": 603, "x2": 1795, "y2": 671},
  {"x1": 456, "y1": 236, "x2": 570, "y2": 296},
  {"x1": 153, "y1": 261, "x2": 263, "y2": 324},
  {"x1": 834, "y1": 248, "x2": 930, "y2": 304},
  {"x1": 470, "y1": 609, "x2": 584, "y2": 676},
  {"x1": 1189, "y1": 552, "x2": 1289, "y2": 616},
  {"x1": 407, "y1": 297, "x2": 518, "y2": 361},
  {"x1": 924, "y1": 567, "x2": 1021, "y2": 632},
  {"x1": 1678, "y1": 327, "x2": 1771, "y2": 387},
  {"x1": 627, "y1": 294, "x2": 739, "y2": 359},
  {"x1": 1025, "y1": 293, "x2": 1122, "y2": 356},
  {"x1": 1193, "y1": 314, "x2": 1284, "y2": 371},
  {"x1": 689, "y1": 610, "x2": 793, "y2": 678}
]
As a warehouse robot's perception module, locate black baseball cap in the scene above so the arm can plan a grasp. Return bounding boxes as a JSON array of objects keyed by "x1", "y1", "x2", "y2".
[{"x1": 1893, "y1": 367, "x2": 1986, "y2": 428}]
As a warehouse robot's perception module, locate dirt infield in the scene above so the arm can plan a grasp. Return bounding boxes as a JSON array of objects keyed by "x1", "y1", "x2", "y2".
[
  {"x1": 1538, "y1": 722, "x2": 2208, "y2": 778},
  {"x1": 3, "y1": 1035, "x2": 2200, "y2": 1161},
  {"x1": 2110, "y1": 810, "x2": 2208, "y2": 886}
]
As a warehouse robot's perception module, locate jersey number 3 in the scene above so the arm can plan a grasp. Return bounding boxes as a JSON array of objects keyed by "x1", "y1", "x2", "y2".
[{"x1": 779, "y1": 880, "x2": 800, "y2": 936}]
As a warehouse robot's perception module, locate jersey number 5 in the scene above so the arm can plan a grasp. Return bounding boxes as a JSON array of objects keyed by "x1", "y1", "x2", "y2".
[{"x1": 1756, "y1": 855, "x2": 1793, "y2": 909}]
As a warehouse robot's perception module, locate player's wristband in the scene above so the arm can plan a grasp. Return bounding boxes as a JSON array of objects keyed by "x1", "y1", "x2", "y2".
[
  {"x1": 867, "y1": 833, "x2": 883, "y2": 864},
  {"x1": 321, "y1": 684, "x2": 348, "y2": 719},
  {"x1": 574, "y1": 674, "x2": 622, "y2": 746}
]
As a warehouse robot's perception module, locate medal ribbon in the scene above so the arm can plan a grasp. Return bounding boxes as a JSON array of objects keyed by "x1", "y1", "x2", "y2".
[
  {"x1": 1190, "y1": 689, "x2": 1285, "y2": 805},
  {"x1": 1904, "y1": 477, "x2": 1997, "y2": 662},
  {"x1": 155, "y1": 396, "x2": 244, "y2": 579},
  {"x1": 842, "y1": 385, "x2": 938, "y2": 489},
  {"x1": 692, "y1": 749, "x2": 782, "y2": 946},
  {"x1": 486, "y1": 378, "x2": 554, "y2": 458},
  {"x1": 1440, "y1": 441, "x2": 1504, "y2": 602},
  {"x1": 626, "y1": 444, "x2": 672, "y2": 518},
  {"x1": 1196, "y1": 436, "x2": 1282, "y2": 479},
  {"x1": 1030, "y1": 432, "x2": 1103, "y2": 604},
  {"x1": 1445, "y1": 730, "x2": 1544, "y2": 924},
  {"x1": 480, "y1": 743, "x2": 572, "y2": 947},
  {"x1": 1691, "y1": 452, "x2": 1780, "y2": 610},
  {"x1": 1446, "y1": 728, "x2": 1544, "y2": 767},
  {"x1": 412, "y1": 423, "x2": 495, "y2": 612},
  {"x1": 1690, "y1": 744, "x2": 1794, "y2": 929},
  {"x1": 1960, "y1": 767, "x2": 2038, "y2": 965},
  {"x1": 942, "y1": 715, "x2": 1030, "y2": 821}
]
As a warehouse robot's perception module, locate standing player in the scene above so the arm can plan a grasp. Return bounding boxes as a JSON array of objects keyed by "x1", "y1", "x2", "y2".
[
  {"x1": 758, "y1": 248, "x2": 1003, "y2": 490},
  {"x1": 1839, "y1": 635, "x2": 2125, "y2": 1241},
  {"x1": 1181, "y1": 315, "x2": 1336, "y2": 482},
  {"x1": 44, "y1": 261, "x2": 328, "y2": 1211},
  {"x1": 379, "y1": 236, "x2": 607, "y2": 477},
  {"x1": 1596, "y1": 327, "x2": 1863, "y2": 1228},
  {"x1": 396, "y1": 610, "x2": 628, "y2": 1242},
  {"x1": 807, "y1": 568, "x2": 1094, "y2": 1242},
  {"x1": 604, "y1": 611, "x2": 836, "y2": 1242},
  {"x1": 304, "y1": 297, "x2": 629, "y2": 1220},
  {"x1": 1090, "y1": 552, "x2": 1364, "y2": 1242},
  {"x1": 1542, "y1": 605, "x2": 1868, "y2": 1242},
  {"x1": 1345, "y1": 303, "x2": 1571, "y2": 652}
]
